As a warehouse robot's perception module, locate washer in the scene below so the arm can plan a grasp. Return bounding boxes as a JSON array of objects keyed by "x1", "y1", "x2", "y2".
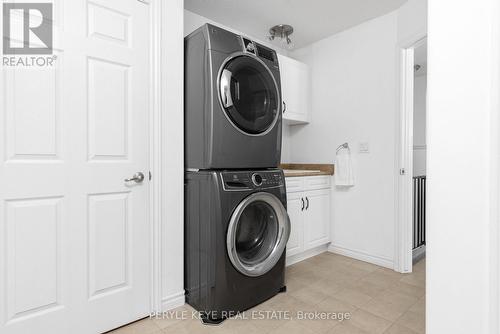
[
  {"x1": 184, "y1": 169, "x2": 290, "y2": 323},
  {"x1": 185, "y1": 24, "x2": 283, "y2": 169}
]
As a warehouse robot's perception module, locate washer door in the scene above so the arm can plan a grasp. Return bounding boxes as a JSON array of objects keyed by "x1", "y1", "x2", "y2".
[
  {"x1": 219, "y1": 54, "x2": 280, "y2": 135},
  {"x1": 227, "y1": 192, "x2": 290, "y2": 277}
]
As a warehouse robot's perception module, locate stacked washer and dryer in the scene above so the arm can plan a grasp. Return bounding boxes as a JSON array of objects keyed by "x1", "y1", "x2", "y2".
[{"x1": 184, "y1": 24, "x2": 291, "y2": 324}]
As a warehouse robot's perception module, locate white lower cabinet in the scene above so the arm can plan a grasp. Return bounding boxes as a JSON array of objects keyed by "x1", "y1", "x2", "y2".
[
  {"x1": 304, "y1": 188, "x2": 331, "y2": 248},
  {"x1": 285, "y1": 192, "x2": 305, "y2": 257},
  {"x1": 285, "y1": 176, "x2": 331, "y2": 262}
]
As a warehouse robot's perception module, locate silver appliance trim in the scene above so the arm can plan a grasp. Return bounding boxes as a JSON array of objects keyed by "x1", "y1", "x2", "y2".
[
  {"x1": 216, "y1": 52, "x2": 281, "y2": 137},
  {"x1": 226, "y1": 192, "x2": 290, "y2": 277}
]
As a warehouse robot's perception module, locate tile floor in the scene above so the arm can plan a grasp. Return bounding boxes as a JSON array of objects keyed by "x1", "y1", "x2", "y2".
[{"x1": 109, "y1": 252, "x2": 425, "y2": 334}]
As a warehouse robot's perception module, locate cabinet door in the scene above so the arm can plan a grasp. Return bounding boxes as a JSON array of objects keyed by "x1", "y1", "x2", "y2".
[
  {"x1": 278, "y1": 55, "x2": 309, "y2": 124},
  {"x1": 295, "y1": 62, "x2": 309, "y2": 121},
  {"x1": 278, "y1": 54, "x2": 293, "y2": 113},
  {"x1": 285, "y1": 192, "x2": 304, "y2": 257},
  {"x1": 304, "y1": 189, "x2": 331, "y2": 249}
]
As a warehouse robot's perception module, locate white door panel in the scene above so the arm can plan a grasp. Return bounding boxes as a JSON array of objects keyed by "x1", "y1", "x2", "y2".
[
  {"x1": 278, "y1": 54, "x2": 309, "y2": 124},
  {"x1": 286, "y1": 192, "x2": 304, "y2": 256},
  {"x1": 0, "y1": 1, "x2": 151, "y2": 333},
  {"x1": 304, "y1": 189, "x2": 331, "y2": 249}
]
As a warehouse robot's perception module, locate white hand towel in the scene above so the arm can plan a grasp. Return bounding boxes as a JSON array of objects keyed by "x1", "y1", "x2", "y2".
[{"x1": 335, "y1": 149, "x2": 354, "y2": 187}]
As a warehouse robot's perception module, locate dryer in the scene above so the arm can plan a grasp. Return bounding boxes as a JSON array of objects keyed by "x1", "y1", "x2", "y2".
[
  {"x1": 185, "y1": 24, "x2": 283, "y2": 169},
  {"x1": 184, "y1": 169, "x2": 290, "y2": 323}
]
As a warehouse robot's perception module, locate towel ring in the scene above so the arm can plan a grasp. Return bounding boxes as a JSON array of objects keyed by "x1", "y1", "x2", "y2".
[{"x1": 336, "y1": 142, "x2": 350, "y2": 154}]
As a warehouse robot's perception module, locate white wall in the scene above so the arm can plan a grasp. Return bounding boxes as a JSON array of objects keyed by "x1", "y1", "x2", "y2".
[
  {"x1": 427, "y1": 0, "x2": 500, "y2": 332},
  {"x1": 413, "y1": 75, "x2": 427, "y2": 176},
  {"x1": 281, "y1": 126, "x2": 292, "y2": 163},
  {"x1": 161, "y1": 0, "x2": 185, "y2": 311},
  {"x1": 184, "y1": 10, "x2": 292, "y2": 163},
  {"x1": 286, "y1": 0, "x2": 427, "y2": 268},
  {"x1": 290, "y1": 12, "x2": 398, "y2": 266}
]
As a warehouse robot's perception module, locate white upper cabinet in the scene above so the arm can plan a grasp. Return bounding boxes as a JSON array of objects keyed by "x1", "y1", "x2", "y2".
[{"x1": 278, "y1": 54, "x2": 310, "y2": 124}]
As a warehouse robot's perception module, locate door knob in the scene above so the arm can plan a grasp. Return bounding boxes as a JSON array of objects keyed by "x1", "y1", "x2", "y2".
[{"x1": 124, "y1": 172, "x2": 145, "y2": 183}]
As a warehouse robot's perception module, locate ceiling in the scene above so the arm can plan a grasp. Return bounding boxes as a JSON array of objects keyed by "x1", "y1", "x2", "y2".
[{"x1": 185, "y1": 0, "x2": 409, "y2": 49}]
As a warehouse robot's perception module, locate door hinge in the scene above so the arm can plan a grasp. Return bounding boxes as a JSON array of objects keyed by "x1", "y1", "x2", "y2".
[
  {"x1": 400, "y1": 168, "x2": 406, "y2": 175},
  {"x1": 149, "y1": 171, "x2": 152, "y2": 181}
]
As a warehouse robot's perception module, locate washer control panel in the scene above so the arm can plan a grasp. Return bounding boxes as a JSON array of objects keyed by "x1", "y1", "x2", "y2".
[
  {"x1": 221, "y1": 170, "x2": 284, "y2": 191},
  {"x1": 251, "y1": 173, "x2": 263, "y2": 186}
]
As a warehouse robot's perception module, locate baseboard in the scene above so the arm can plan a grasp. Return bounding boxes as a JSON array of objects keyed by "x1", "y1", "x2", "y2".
[
  {"x1": 328, "y1": 244, "x2": 394, "y2": 269},
  {"x1": 161, "y1": 291, "x2": 185, "y2": 311},
  {"x1": 286, "y1": 244, "x2": 329, "y2": 266},
  {"x1": 412, "y1": 245, "x2": 426, "y2": 263}
]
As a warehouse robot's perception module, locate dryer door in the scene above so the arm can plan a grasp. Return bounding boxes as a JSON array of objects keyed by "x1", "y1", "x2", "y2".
[
  {"x1": 227, "y1": 192, "x2": 290, "y2": 277},
  {"x1": 219, "y1": 54, "x2": 280, "y2": 135}
]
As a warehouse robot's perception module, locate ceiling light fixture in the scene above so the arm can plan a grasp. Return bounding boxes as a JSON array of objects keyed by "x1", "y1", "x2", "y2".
[{"x1": 268, "y1": 24, "x2": 294, "y2": 49}]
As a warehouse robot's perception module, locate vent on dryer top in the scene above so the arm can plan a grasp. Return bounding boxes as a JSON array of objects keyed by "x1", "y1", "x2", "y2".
[{"x1": 256, "y1": 45, "x2": 275, "y2": 62}]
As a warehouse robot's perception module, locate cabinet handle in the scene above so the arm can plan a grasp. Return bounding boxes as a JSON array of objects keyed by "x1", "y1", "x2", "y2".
[
  {"x1": 301, "y1": 197, "x2": 304, "y2": 211},
  {"x1": 283, "y1": 101, "x2": 287, "y2": 113},
  {"x1": 306, "y1": 197, "x2": 309, "y2": 210}
]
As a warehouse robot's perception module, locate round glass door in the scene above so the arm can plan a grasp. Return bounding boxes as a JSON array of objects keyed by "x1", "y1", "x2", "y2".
[
  {"x1": 219, "y1": 55, "x2": 280, "y2": 135},
  {"x1": 227, "y1": 192, "x2": 290, "y2": 277}
]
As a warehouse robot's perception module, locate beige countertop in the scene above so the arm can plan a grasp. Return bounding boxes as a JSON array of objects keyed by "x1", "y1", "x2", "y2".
[{"x1": 280, "y1": 163, "x2": 335, "y2": 177}]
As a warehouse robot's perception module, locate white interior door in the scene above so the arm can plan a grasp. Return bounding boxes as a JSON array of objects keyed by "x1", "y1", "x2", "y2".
[{"x1": 0, "y1": 1, "x2": 151, "y2": 333}]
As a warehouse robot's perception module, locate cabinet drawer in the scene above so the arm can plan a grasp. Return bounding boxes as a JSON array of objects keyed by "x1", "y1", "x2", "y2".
[
  {"x1": 285, "y1": 177, "x2": 304, "y2": 193},
  {"x1": 305, "y1": 176, "x2": 331, "y2": 190}
]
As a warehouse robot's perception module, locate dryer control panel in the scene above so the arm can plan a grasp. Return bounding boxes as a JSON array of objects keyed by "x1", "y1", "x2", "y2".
[{"x1": 221, "y1": 170, "x2": 284, "y2": 191}]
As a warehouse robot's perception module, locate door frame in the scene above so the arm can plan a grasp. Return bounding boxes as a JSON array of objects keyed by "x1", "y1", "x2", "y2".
[
  {"x1": 150, "y1": 0, "x2": 162, "y2": 314},
  {"x1": 394, "y1": 33, "x2": 427, "y2": 273},
  {"x1": 149, "y1": 0, "x2": 184, "y2": 313}
]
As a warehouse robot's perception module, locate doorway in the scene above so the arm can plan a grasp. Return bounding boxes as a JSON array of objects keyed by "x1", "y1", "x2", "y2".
[
  {"x1": 395, "y1": 36, "x2": 427, "y2": 274},
  {"x1": 412, "y1": 42, "x2": 427, "y2": 263}
]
